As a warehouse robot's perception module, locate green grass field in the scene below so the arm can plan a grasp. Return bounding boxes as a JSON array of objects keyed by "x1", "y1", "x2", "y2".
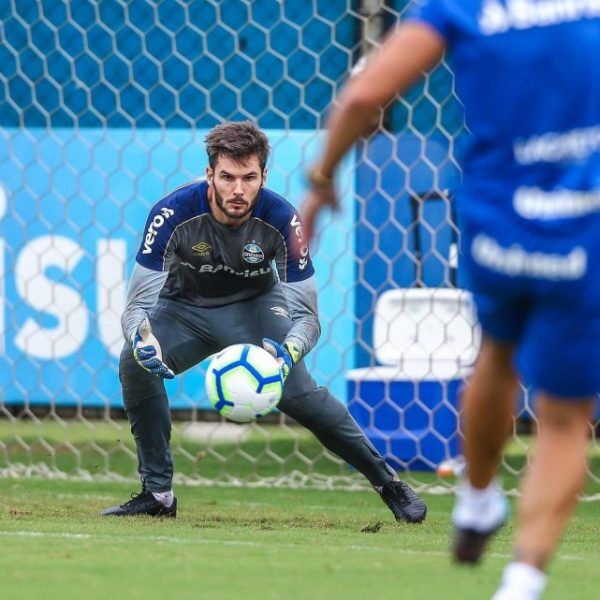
[
  {"x1": 2, "y1": 420, "x2": 600, "y2": 598},
  {"x1": 1, "y1": 478, "x2": 600, "y2": 600}
]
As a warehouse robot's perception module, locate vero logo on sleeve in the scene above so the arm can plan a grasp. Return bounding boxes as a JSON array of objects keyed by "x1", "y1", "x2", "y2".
[{"x1": 142, "y1": 206, "x2": 175, "y2": 254}]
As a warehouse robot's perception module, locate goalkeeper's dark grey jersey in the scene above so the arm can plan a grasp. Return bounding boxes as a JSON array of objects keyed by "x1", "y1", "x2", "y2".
[{"x1": 135, "y1": 181, "x2": 314, "y2": 306}]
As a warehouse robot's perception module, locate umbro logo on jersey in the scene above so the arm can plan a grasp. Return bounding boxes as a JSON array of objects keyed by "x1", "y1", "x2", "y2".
[
  {"x1": 270, "y1": 306, "x2": 290, "y2": 319},
  {"x1": 242, "y1": 243, "x2": 264, "y2": 264},
  {"x1": 192, "y1": 242, "x2": 213, "y2": 256}
]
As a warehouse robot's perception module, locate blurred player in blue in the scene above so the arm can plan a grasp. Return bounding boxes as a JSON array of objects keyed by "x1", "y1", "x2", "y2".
[
  {"x1": 301, "y1": 2, "x2": 599, "y2": 598},
  {"x1": 101, "y1": 121, "x2": 426, "y2": 524}
]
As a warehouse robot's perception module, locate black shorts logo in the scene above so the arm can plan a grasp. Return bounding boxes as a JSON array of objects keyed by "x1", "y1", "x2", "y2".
[{"x1": 242, "y1": 243, "x2": 264, "y2": 264}]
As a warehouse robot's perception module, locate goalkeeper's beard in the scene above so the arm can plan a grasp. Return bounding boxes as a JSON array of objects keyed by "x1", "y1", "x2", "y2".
[{"x1": 213, "y1": 187, "x2": 259, "y2": 221}]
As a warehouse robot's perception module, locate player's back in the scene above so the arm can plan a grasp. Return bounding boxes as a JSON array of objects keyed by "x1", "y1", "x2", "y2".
[{"x1": 409, "y1": 0, "x2": 600, "y2": 226}]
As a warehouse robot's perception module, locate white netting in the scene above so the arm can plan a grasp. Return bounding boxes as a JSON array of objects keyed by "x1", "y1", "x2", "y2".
[{"x1": 0, "y1": 0, "x2": 597, "y2": 495}]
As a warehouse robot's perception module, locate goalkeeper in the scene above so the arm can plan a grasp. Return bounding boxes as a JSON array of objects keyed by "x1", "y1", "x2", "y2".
[
  {"x1": 301, "y1": 3, "x2": 599, "y2": 599},
  {"x1": 101, "y1": 121, "x2": 426, "y2": 523}
]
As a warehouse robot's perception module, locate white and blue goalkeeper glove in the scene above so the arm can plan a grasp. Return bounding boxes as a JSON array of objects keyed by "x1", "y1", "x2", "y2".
[
  {"x1": 132, "y1": 318, "x2": 175, "y2": 379},
  {"x1": 262, "y1": 338, "x2": 300, "y2": 381}
]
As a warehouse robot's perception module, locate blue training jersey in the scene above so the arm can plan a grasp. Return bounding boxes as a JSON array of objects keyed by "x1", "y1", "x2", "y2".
[{"x1": 406, "y1": 0, "x2": 600, "y2": 229}]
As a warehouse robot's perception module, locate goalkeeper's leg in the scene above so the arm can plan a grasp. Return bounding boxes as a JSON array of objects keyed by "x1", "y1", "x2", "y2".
[
  {"x1": 280, "y1": 371, "x2": 394, "y2": 486},
  {"x1": 102, "y1": 299, "x2": 216, "y2": 517},
  {"x1": 100, "y1": 344, "x2": 179, "y2": 517},
  {"x1": 280, "y1": 369, "x2": 426, "y2": 522},
  {"x1": 120, "y1": 343, "x2": 174, "y2": 493}
]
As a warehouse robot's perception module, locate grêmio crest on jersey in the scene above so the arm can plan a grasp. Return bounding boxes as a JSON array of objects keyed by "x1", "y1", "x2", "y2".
[{"x1": 242, "y1": 242, "x2": 265, "y2": 264}]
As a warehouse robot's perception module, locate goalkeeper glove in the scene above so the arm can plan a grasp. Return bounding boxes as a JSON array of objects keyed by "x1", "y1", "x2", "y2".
[
  {"x1": 262, "y1": 338, "x2": 300, "y2": 381},
  {"x1": 132, "y1": 318, "x2": 175, "y2": 379}
]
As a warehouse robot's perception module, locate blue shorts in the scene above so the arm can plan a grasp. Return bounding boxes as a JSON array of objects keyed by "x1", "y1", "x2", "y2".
[{"x1": 461, "y1": 213, "x2": 600, "y2": 398}]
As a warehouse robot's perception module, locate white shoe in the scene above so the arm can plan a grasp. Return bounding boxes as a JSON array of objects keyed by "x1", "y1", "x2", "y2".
[
  {"x1": 452, "y1": 479, "x2": 508, "y2": 533},
  {"x1": 452, "y1": 479, "x2": 508, "y2": 564}
]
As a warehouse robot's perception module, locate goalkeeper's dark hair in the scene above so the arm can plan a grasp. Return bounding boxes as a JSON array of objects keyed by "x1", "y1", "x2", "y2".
[{"x1": 205, "y1": 121, "x2": 270, "y2": 172}]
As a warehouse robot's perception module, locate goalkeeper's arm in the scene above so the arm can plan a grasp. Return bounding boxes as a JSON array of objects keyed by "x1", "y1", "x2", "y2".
[
  {"x1": 121, "y1": 262, "x2": 169, "y2": 343},
  {"x1": 280, "y1": 275, "x2": 321, "y2": 363}
]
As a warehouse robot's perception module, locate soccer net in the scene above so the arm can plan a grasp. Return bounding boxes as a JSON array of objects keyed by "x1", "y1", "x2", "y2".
[{"x1": 1, "y1": 1, "x2": 598, "y2": 496}]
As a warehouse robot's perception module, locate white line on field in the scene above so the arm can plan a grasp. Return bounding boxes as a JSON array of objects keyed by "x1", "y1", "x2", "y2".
[
  {"x1": 0, "y1": 530, "x2": 255, "y2": 546},
  {"x1": 0, "y1": 530, "x2": 592, "y2": 563}
]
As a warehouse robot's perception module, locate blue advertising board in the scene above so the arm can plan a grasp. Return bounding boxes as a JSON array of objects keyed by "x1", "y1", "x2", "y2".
[{"x1": 0, "y1": 127, "x2": 355, "y2": 408}]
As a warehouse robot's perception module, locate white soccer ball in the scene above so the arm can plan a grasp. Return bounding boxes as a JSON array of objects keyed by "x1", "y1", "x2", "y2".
[{"x1": 205, "y1": 343, "x2": 284, "y2": 423}]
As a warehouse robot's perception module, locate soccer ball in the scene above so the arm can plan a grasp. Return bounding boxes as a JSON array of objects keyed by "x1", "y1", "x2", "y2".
[{"x1": 205, "y1": 343, "x2": 284, "y2": 423}]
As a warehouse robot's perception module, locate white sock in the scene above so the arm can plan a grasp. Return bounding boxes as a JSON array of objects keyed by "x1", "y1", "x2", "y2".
[
  {"x1": 468, "y1": 481, "x2": 502, "y2": 506},
  {"x1": 152, "y1": 490, "x2": 174, "y2": 507},
  {"x1": 452, "y1": 479, "x2": 508, "y2": 532},
  {"x1": 492, "y1": 562, "x2": 547, "y2": 600}
]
